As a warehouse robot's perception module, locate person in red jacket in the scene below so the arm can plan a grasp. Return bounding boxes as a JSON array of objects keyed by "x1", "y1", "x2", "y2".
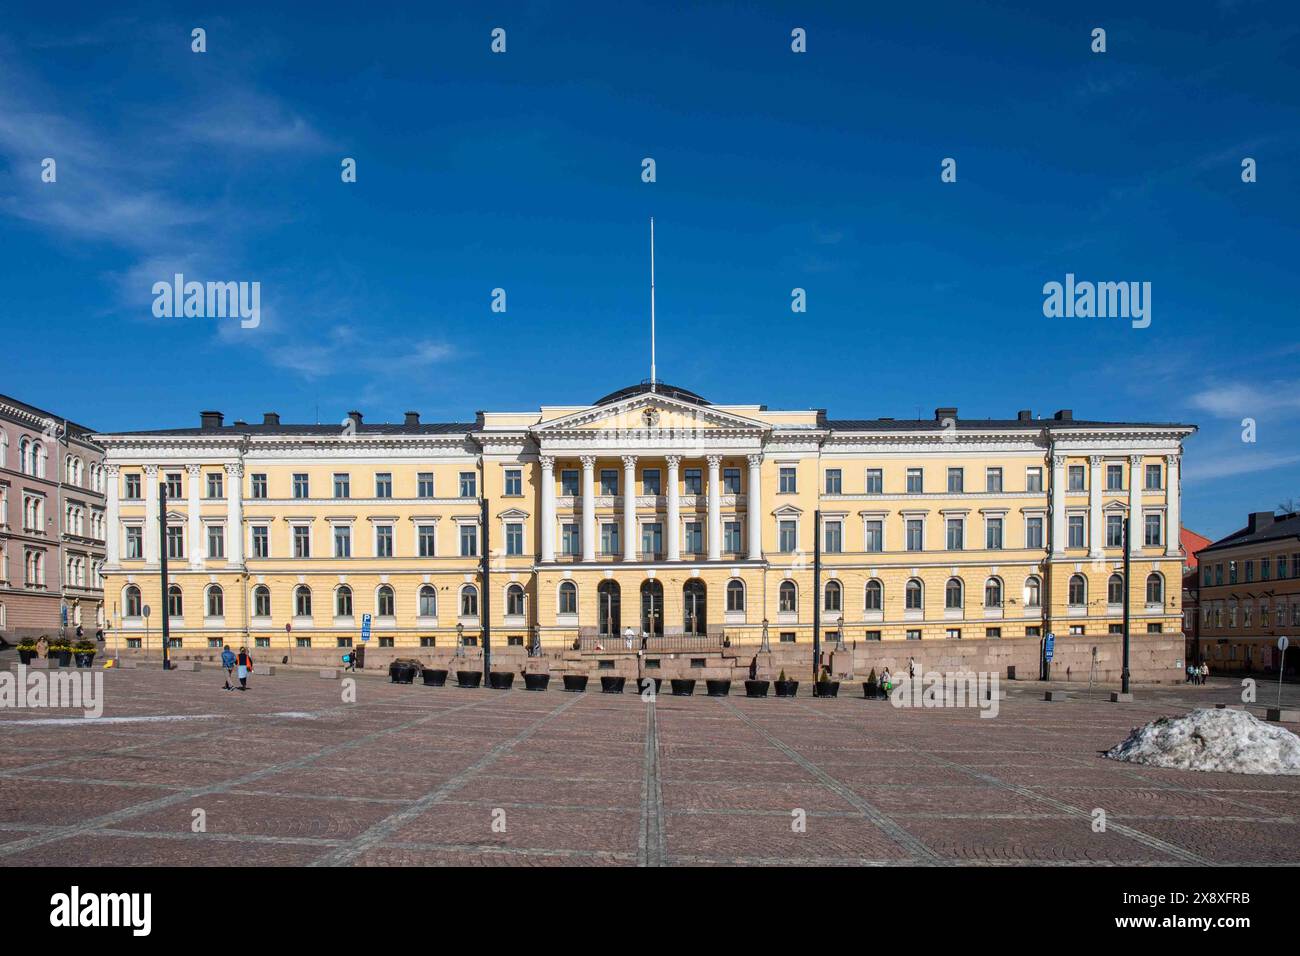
[{"x1": 236, "y1": 647, "x2": 253, "y2": 691}]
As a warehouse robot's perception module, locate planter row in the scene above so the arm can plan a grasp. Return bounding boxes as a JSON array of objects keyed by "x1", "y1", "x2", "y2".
[{"x1": 16, "y1": 650, "x2": 96, "y2": 667}]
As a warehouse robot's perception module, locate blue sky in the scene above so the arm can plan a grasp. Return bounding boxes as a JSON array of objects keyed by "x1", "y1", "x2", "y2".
[{"x1": 1, "y1": 1, "x2": 1297, "y2": 539}]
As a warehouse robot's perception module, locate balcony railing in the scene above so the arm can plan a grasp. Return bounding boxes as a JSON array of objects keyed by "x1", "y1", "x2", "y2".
[{"x1": 579, "y1": 631, "x2": 725, "y2": 653}]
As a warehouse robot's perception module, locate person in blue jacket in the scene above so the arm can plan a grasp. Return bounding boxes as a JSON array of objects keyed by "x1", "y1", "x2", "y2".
[{"x1": 221, "y1": 646, "x2": 237, "y2": 690}]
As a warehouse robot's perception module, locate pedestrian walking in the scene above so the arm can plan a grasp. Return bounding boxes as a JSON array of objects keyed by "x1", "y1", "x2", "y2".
[
  {"x1": 343, "y1": 650, "x2": 356, "y2": 672},
  {"x1": 1200, "y1": 661, "x2": 1209, "y2": 685},
  {"x1": 236, "y1": 646, "x2": 253, "y2": 691},
  {"x1": 908, "y1": 657, "x2": 916, "y2": 680},
  {"x1": 881, "y1": 666, "x2": 893, "y2": 698},
  {"x1": 221, "y1": 646, "x2": 237, "y2": 690}
]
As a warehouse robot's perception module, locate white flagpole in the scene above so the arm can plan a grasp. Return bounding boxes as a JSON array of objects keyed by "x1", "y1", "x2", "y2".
[{"x1": 650, "y1": 217, "x2": 656, "y2": 391}]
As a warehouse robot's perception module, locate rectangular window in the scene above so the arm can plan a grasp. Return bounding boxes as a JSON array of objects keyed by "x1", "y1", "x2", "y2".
[
  {"x1": 165, "y1": 472, "x2": 182, "y2": 500},
  {"x1": 1025, "y1": 467, "x2": 1042, "y2": 493},
  {"x1": 418, "y1": 524, "x2": 436, "y2": 557},
  {"x1": 292, "y1": 525, "x2": 310, "y2": 558},
  {"x1": 1146, "y1": 623, "x2": 1163, "y2": 633},
  {"x1": 906, "y1": 629, "x2": 922, "y2": 641},
  {"x1": 865, "y1": 519, "x2": 883, "y2": 552},
  {"x1": 504, "y1": 469, "x2": 522, "y2": 496},
  {"x1": 374, "y1": 473, "x2": 392, "y2": 498},
  {"x1": 825, "y1": 469, "x2": 842, "y2": 494},
  {"x1": 506, "y1": 523, "x2": 523, "y2": 555},
  {"x1": 946, "y1": 628, "x2": 962, "y2": 640},
  {"x1": 124, "y1": 474, "x2": 141, "y2": 499},
  {"x1": 723, "y1": 467, "x2": 741, "y2": 494},
  {"x1": 945, "y1": 518, "x2": 963, "y2": 550},
  {"x1": 1068, "y1": 515, "x2": 1085, "y2": 548},
  {"x1": 251, "y1": 526, "x2": 268, "y2": 559},
  {"x1": 906, "y1": 518, "x2": 924, "y2": 551},
  {"x1": 779, "y1": 519, "x2": 797, "y2": 553},
  {"x1": 778, "y1": 467, "x2": 796, "y2": 494},
  {"x1": 459, "y1": 472, "x2": 476, "y2": 498},
  {"x1": 724, "y1": 520, "x2": 742, "y2": 553},
  {"x1": 643, "y1": 469, "x2": 661, "y2": 495},
  {"x1": 985, "y1": 627, "x2": 1001, "y2": 639},
  {"x1": 334, "y1": 525, "x2": 351, "y2": 558},
  {"x1": 1144, "y1": 513, "x2": 1162, "y2": 547},
  {"x1": 824, "y1": 520, "x2": 842, "y2": 553},
  {"x1": 207, "y1": 472, "x2": 224, "y2": 498},
  {"x1": 333, "y1": 473, "x2": 350, "y2": 498},
  {"x1": 642, "y1": 522, "x2": 663, "y2": 556},
  {"x1": 417, "y1": 472, "x2": 434, "y2": 498},
  {"x1": 1246, "y1": 560, "x2": 1255, "y2": 583},
  {"x1": 600, "y1": 469, "x2": 619, "y2": 495},
  {"x1": 1106, "y1": 514, "x2": 1124, "y2": 548},
  {"x1": 601, "y1": 522, "x2": 621, "y2": 555},
  {"x1": 374, "y1": 525, "x2": 392, "y2": 557},
  {"x1": 947, "y1": 468, "x2": 964, "y2": 493},
  {"x1": 685, "y1": 468, "x2": 703, "y2": 495},
  {"x1": 562, "y1": 523, "x2": 580, "y2": 555},
  {"x1": 985, "y1": 517, "x2": 1003, "y2": 550},
  {"x1": 866, "y1": 469, "x2": 883, "y2": 494},
  {"x1": 207, "y1": 525, "x2": 225, "y2": 559},
  {"x1": 293, "y1": 473, "x2": 309, "y2": 499},
  {"x1": 985, "y1": 468, "x2": 1002, "y2": 493},
  {"x1": 1106, "y1": 464, "x2": 1123, "y2": 491},
  {"x1": 906, "y1": 468, "x2": 923, "y2": 493},
  {"x1": 561, "y1": 470, "x2": 579, "y2": 496},
  {"x1": 166, "y1": 525, "x2": 184, "y2": 558},
  {"x1": 250, "y1": 473, "x2": 267, "y2": 498},
  {"x1": 779, "y1": 632, "x2": 796, "y2": 643},
  {"x1": 1069, "y1": 625, "x2": 1085, "y2": 635},
  {"x1": 1262, "y1": 559, "x2": 1271, "y2": 581},
  {"x1": 1068, "y1": 465, "x2": 1085, "y2": 491},
  {"x1": 1145, "y1": 463, "x2": 1162, "y2": 490},
  {"x1": 460, "y1": 524, "x2": 477, "y2": 557},
  {"x1": 684, "y1": 521, "x2": 702, "y2": 554}
]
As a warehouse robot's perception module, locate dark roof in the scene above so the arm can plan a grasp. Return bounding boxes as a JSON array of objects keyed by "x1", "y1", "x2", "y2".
[
  {"x1": 823, "y1": 417, "x2": 1192, "y2": 432},
  {"x1": 1200, "y1": 513, "x2": 1300, "y2": 555},
  {"x1": 594, "y1": 380, "x2": 709, "y2": 407},
  {"x1": 0, "y1": 392, "x2": 100, "y2": 440},
  {"x1": 99, "y1": 422, "x2": 475, "y2": 438}
]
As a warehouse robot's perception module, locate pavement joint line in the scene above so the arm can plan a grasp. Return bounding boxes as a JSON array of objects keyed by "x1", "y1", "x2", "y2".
[
  {"x1": 637, "y1": 697, "x2": 667, "y2": 867},
  {"x1": 310, "y1": 693, "x2": 585, "y2": 866},
  {"x1": 717, "y1": 698, "x2": 943, "y2": 865},
  {"x1": 0, "y1": 694, "x2": 497, "y2": 860}
]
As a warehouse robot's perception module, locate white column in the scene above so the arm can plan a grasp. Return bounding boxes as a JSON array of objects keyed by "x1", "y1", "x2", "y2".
[
  {"x1": 104, "y1": 464, "x2": 121, "y2": 567},
  {"x1": 1128, "y1": 455, "x2": 1143, "y2": 555},
  {"x1": 1049, "y1": 455, "x2": 1065, "y2": 557},
  {"x1": 746, "y1": 454, "x2": 763, "y2": 561},
  {"x1": 580, "y1": 455, "x2": 596, "y2": 562},
  {"x1": 665, "y1": 455, "x2": 681, "y2": 561},
  {"x1": 622, "y1": 455, "x2": 637, "y2": 562},
  {"x1": 143, "y1": 465, "x2": 159, "y2": 565},
  {"x1": 225, "y1": 463, "x2": 243, "y2": 564},
  {"x1": 1088, "y1": 455, "x2": 1103, "y2": 558},
  {"x1": 539, "y1": 456, "x2": 556, "y2": 562},
  {"x1": 1164, "y1": 454, "x2": 1180, "y2": 557},
  {"x1": 186, "y1": 464, "x2": 202, "y2": 568},
  {"x1": 706, "y1": 455, "x2": 722, "y2": 561}
]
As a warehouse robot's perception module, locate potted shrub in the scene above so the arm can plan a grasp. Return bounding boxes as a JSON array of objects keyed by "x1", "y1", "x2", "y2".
[
  {"x1": 421, "y1": 668, "x2": 448, "y2": 686},
  {"x1": 814, "y1": 667, "x2": 839, "y2": 698},
  {"x1": 74, "y1": 641, "x2": 97, "y2": 668},
  {"x1": 456, "y1": 669, "x2": 482, "y2": 688},
  {"x1": 744, "y1": 678, "x2": 770, "y2": 697},
  {"x1": 53, "y1": 641, "x2": 73, "y2": 667},
  {"x1": 562, "y1": 673, "x2": 588, "y2": 693},
  {"x1": 705, "y1": 678, "x2": 731, "y2": 697},
  {"x1": 670, "y1": 678, "x2": 696, "y2": 696},
  {"x1": 637, "y1": 677, "x2": 662, "y2": 696},
  {"x1": 864, "y1": 668, "x2": 878, "y2": 700},
  {"x1": 16, "y1": 639, "x2": 36, "y2": 665},
  {"x1": 774, "y1": 669, "x2": 798, "y2": 698},
  {"x1": 489, "y1": 671, "x2": 515, "y2": 690},
  {"x1": 600, "y1": 675, "x2": 626, "y2": 694},
  {"x1": 523, "y1": 672, "x2": 550, "y2": 691}
]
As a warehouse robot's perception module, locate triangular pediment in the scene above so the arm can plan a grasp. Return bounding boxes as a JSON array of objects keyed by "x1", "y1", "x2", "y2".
[{"x1": 534, "y1": 392, "x2": 767, "y2": 434}]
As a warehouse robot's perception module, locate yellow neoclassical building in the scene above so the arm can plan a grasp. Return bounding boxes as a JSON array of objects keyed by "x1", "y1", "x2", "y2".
[{"x1": 94, "y1": 382, "x2": 1194, "y2": 655}]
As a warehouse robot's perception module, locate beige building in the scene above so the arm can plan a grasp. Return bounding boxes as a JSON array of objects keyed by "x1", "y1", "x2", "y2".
[{"x1": 94, "y1": 382, "x2": 1193, "y2": 656}]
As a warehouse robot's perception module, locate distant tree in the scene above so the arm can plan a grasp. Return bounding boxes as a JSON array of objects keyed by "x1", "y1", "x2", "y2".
[{"x1": 1278, "y1": 497, "x2": 1298, "y2": 515}]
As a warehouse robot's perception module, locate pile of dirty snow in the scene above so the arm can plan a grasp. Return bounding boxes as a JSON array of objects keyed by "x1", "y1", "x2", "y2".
[{"x1": 1105, "y1": 708, "x2": 1300, "y2": 775}]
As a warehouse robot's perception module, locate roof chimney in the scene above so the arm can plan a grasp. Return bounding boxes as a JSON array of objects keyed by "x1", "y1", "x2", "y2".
[
  {"x1": 1017, "y1": 409, "x2": 1033, "y2": 422},
  {"x1": 934, "y1": 406, "x2": 958, "y2": 421},
  {"x1": 262, "y1": 412, "x2": 280, "y2": 426},
  {"x1": 347, "y1": 410, "x2": 363, "y2": 429},
  {"x1": 1247, "y1": 511, "x2": 1275, "y2": 534},
  {"x1": 199, "y1": 410, "x2": 223, "y2": 429},
  {"x1": 1053, "y1": 409, "x2": 1073, "y2": 421},
  {"x1": 404, "y1": 411, "x2": 420, "y2": 427}
]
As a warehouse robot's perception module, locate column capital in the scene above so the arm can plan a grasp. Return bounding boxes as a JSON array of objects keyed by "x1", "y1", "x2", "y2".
[
  {"x1": 747, "y1": 454, "x2": 763, "y2": 468},
  {"x1": 1088, "y1": 455, "x2": 1103, "y2": 467},
  {"x1": 104, "y1": 463, "x2": 120, "y2": 476},
  {"x1": 1050, "y1": 455, "x2": 1066, "y2": 469},
  {"x1": 1129, "y1": 454, "x2": 1143, "y2": 466},
  {"x1": 224, "y1": 462, "x2": 244, "y2": 478},
  {"x1": 706, "y1": 454, "x2": 723, "y2": 469},
  {"x1": 185, "y1": 463, "x2": 202, "y2": 476},
  {"x1": 538, "y1": 455, "x2": 555, "y2": 470},
  {"x1": 621, "y1": 454, "x2": 638, "y2": 469},
  {"x1": 142, "y1": 464, "x2": 158, "y2": 476},
  {"x1": 664, "y1": 455, "x2": 682, "y2": 469},
  {"x1": 1165, "y1": 453, "x2": 1180, "y2": 466},
  {"x1": 579, "y1": 455, "x2": 597, "y2": 470}
]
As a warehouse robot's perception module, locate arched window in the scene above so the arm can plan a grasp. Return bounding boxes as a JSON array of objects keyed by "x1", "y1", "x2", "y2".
[
  {"x1": 34, "y1": 442, "x2": 46, "y2": 478},
  {"x1": 506, "y1": 583, "x2": 526, "y2": 617},
  {"x1": 945, "y1": 577, "x2": 963, "y2": 609},
  {"x1": 558, "y1": 581, "x2": 577, "y2": 615},
  {"x1": 125, "y1": 584, "x2": 142, "y2": 617},
  {"x1": 336, "y1": 585, "x2": 353, "y2": 617},
  {"x1": 206, "y1": 585, "x2": 224, "y2": 618},
  {"x1": 984, "y1": 577, "x2": 1003, "y2": 608},
  {"x1": 294, "y1": 585, "x2": 312, "y2": 617},
  {"x1": 905, "y1": 578, "x2": 923, "y2": 611},
  {"x1": 726, "y1": 579, "x2": 745, "y2": 612},
  {"x1": 683, "y1": 579, "x2": 706, "y2": 635},
  {"x1": 167, "y1": 584, "x2": 183, "y2": 617},
  {"x1": 1024, "y1": 576, "x2": 1041, "y2": 608},
  {"x1": 418, "y1": 585, "x2": 436, "y2": 617},
  {"x1": 1068, "y1": 574, "x2": 1086, "y2": 606},
  {"x1": 779, "y1": 580, "x2": 797, "y2": 613},
  {"x1": 253, "y1": 585, "x2": 271, "y2": 618},
  {"x1": 377, "y1": 585, "x2": 395, "y2": 617},
  {"x1": 865, "y1": 579, "x2": 883, "y2": 611},
  {"x1": 1145, "y1": 572, "x2": 1163, "y2": 605},
  {"x1": 19, "y1": 439, "x2": 30, "y2": 475},
  {"x1": 824, "y1": 579, "x2": 841, "y2": 612},
  {"x1": 600, "y1": 580, "x2": 622, "y2": 635},
  {"x1": 1108, "y1": 573, "x2": 1124, "y2": 605},
  {"x1": 460, "y1": 585, "x2": 478, "y2": 618}
]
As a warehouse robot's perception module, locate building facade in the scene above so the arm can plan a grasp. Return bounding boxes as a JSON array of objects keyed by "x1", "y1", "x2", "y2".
[
  {"x1": 0, "y1": 394, "x2": 107, "y2": 643},
  {"x1": 1196, "y1": 511, "x2": 1300, "y2": 674},
  {"x1": 1179, "y1": 526, "x2": 1213, "y2": 666},
  {"x1": 94, "y1": 383, "x2": 1193, "y2": 656}
]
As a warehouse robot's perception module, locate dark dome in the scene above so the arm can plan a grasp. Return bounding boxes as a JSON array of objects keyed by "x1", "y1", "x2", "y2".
[{"x1": 594, "y1": 380, "x2": 709, "y2": 406}]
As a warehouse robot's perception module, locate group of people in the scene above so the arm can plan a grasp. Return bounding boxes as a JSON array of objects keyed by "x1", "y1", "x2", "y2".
[
  {"x1": 220, "y1": 646, "x2": 254, "y2": 691},
  {"x1": 1186, "y1": 661, "x2": 1211, "y2": 684}
]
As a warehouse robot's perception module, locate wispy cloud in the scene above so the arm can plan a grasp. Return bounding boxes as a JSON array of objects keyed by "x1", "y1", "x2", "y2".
[
  {"x1": 1189, "y1": 381, "x2": 1300, "y2": 418},
  {"x1": 1185, "y1": 450, "x2": 1300, "y2": 481}
]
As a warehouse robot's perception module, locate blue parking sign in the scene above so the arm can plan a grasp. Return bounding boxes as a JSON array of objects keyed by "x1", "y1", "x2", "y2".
[
  {"x1": 1044, "y1": 632, "x2": 1055, "y2": 662},
  {"x1": 361, "y1": 613, "x2": 372, "y2": 642}
]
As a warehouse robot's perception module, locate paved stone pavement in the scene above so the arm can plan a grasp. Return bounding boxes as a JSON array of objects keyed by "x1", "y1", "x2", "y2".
[{"x1": 1, "y1": 662, "x2": 1297, "y2": 866}]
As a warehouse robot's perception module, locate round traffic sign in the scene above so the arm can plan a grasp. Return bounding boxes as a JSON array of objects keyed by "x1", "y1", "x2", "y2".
[
  {"x1": 142, "y1": 605, "x2": 151, "y2": 618},
  {"x1": 1279, "y1": 636, "x2": 1289, "y2": 652}
]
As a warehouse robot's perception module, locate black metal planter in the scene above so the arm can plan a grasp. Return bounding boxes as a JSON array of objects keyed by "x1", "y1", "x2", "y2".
[
  {"x1": 422, "y1": 669, "x2": 448, "y2": 686},
  {"x1": 744, "y1": 679, "x2": 770, "y2": 698},
  {"x1": 456, "y1": 670, "x2": 482, "y2": 688},
  {"x1": 523, "y1": 672, "x2": 550, "y2": 691},
  {"x1": 706, "y1": 679, "x2": 731, "y2": 697},
  {"x1": 670, "y1": 678, "x2": 696, "y2": 696},
  {"x1": 562, "y1": 674, "x2": 588, "y2": 693},
  {"x1": 17, "y1": 650, "x2": 34, "y2": 665},
  {"x1": 814, "y1": 681, "x2": 840, "y2": 698},
  {"x1": 637, "y1": 677, "x2": 663, "y2": 696},
  {"x1": 600, "y1": 676, "x2": 626, "y2": 694},
  {"x1": 488, "y1": 671, "x2": 515, "y2": 690},
  {"x1": 56, "y1": 651, "x2": 72, "y2": 667},
  {"x1": 774, "y1": 680, "x2": 799, "y2": 698},
  {"x1": 75, "y1": 654, "x2": 95, "y2": 668},
  {"x1": 389, "y1": 663, "x2": 417, "y2": 684},
  {"x1": 863, "y1": 681, "x2": 879, "y2": 699}
]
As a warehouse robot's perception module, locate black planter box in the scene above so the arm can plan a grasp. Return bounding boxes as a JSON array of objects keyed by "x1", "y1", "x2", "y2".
[
  {"x1": 637, "y1": 677, "x2": 663, "y2": 696},
  {"x1": 814, "y1": 680, "x2": 840, "y2": 698},
  {"x1": 488, "y1": 671, "x2": 515, "y2": 690},
  {"x1": 56, "y1": 651, "x2": 72, "y2": 667},
  {"x1": 774, "y1": 680, "x2": 799, "y2": 698},
  {"x1": 670, "y1": 678, "x2": 696, "y2": 696},
  {"x1": 523, "y1": 672, "x2": 550, "y2": 691},
  {"x1": 600, "y1": 676, "x2": 626, "y2": 694},
  {"x1": 17, "y1": 650, "x2": 34, "y2": 664},
  {"x1": 456, "y1": 670, "x2": 482, "y2": 688},
  {"x1": 422, "y1": 669, "x2": 448, "y2": 686},
  {"x1": 744, "y1": 679, "x2": 770, "y2": 697},
  {"x1": 389, "y1": 662, "x2": 417, "y2": 683},
  {"x1": 562, "y1": 674, "x2": 588, "y2": 693},
  {"x1": 705, "y1": 679, "x2": 731, "y2": 697},
  {"x1": 75, "y1": 654, "x2": 95, "y2": 668},
  {"x1": 863, "y1": 681, "x2": 879, "y2": 699}
]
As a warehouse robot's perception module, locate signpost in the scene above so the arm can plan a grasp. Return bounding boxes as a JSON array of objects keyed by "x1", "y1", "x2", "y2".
[
  {"x1": 361, "y1": 612, "x2": 372, "y2": 643},
  {"x1": 1278, "y1": 636, "x2": 1289, "y2": 709},
  {"x1": 142, "y1": 604, "x2": 151, "y2": 654},
  {"x1": 1044, "y1": 631, "x2": 1055, "y2": 663}
]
